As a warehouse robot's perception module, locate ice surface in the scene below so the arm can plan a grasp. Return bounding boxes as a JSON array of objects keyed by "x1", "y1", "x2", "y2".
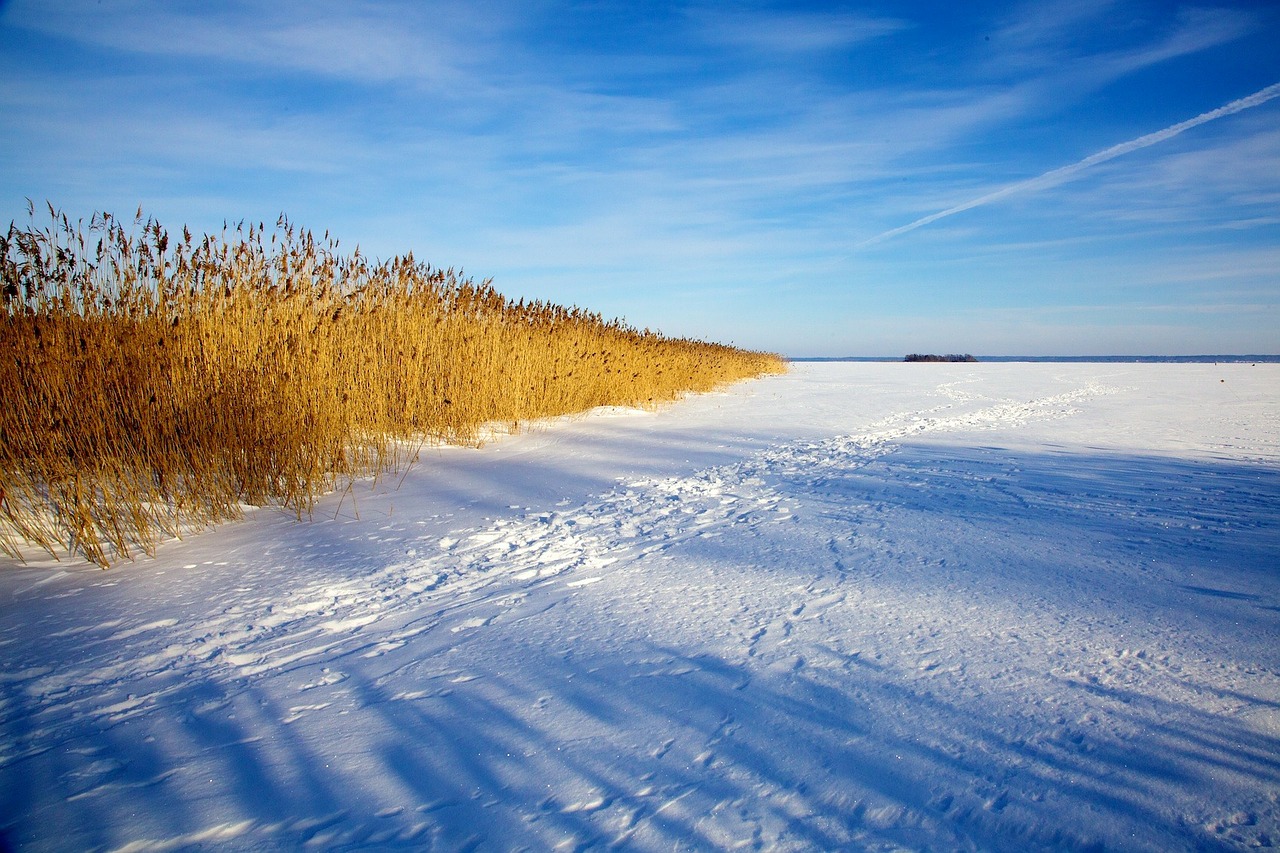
[{"x1": 2, "y1": 363, "x2": 1278, "y2": 851}]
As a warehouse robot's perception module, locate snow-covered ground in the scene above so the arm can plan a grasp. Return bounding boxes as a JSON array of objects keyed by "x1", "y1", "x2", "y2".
[{"x1": 2, "y1": 362, "x2": 1278, "y2": 852}]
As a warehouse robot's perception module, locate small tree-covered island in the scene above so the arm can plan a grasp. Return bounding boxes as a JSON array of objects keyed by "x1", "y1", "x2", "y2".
[{"x1": 904, "y1": 353, "x2": 979, "y2": 362}]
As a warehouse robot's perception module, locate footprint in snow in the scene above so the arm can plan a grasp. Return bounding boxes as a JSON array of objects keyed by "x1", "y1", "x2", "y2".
[
  {"x1": 561, "y1": 794, "x2": 612, "y2": 813},
  {"x1": 651, "y1": 738, "x2": 675, "y2": 759},
  {"x1": 282, "y1": 702, "x2": 331, "y2": 724},
  {"x1": 300, "y1": 670, "x2": 347, "y2": 691},
  {"x1": 449, "y1": 616, "x2": 492, "y2": 633}
]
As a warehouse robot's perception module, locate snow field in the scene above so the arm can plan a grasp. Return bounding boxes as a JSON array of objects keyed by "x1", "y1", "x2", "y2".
[{"x1": 1, "y1": 362, "x2": 1277, "y2": 851}]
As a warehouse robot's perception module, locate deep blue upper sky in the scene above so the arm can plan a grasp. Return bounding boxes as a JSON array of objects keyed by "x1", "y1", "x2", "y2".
[{"x1": 2, "y1": 1, "x2": 1277, "y2": 355}]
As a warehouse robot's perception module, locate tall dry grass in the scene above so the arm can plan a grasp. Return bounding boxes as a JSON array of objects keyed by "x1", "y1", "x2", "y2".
[{"x1": 1, "y1": 205, "x2": 785, "y2": 567}]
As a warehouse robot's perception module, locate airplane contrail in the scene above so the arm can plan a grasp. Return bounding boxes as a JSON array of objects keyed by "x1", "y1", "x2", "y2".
[{"x1": 857, "y1": 80, "x2": 1280, "y2": 248}]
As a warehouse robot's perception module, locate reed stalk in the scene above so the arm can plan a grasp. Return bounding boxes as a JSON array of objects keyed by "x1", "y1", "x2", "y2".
[{"x1": 0, "y1": 205, "x2": 786, "y2": 566}]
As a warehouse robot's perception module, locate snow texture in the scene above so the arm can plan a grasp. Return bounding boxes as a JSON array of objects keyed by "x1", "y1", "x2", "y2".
[{"x1": 2, "y1": 362, "x2": 1278, "y2": 851}]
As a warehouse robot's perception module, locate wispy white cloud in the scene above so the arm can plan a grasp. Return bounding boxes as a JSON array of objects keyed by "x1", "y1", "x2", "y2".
[
  {"x1": 989, "y1": 1, "x2": 1255, "y2": 75},
  {"x1": 992, "y1": 0, "x2": 1119, "y2": 51},
  {"x1": 4, "y1": 0, "x2": 524, "y2": 88},
  {"x1": 858, "y1": 81, "x2": 1280, "y2": 247},
  {"x1": 690, "y1": 7, "x2": 908, "y2": 55},
  {"x1": 1074, "y1": 7, "x2": 1258, "y2": 92},
  {"x1": 978, "y1": 1, "x2": 1261, "y2": 134},
  {"x1": 1123, "y1": 245, "x2": 1280, "y2": 287},
  {"x1": 1075, "y1": 120, "x2": 1280, "y2": 224}
]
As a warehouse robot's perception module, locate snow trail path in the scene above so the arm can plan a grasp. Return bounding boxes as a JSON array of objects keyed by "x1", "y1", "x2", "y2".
[{"x1": 2, "y1": 363, "x2": 1278, "y2": 851}]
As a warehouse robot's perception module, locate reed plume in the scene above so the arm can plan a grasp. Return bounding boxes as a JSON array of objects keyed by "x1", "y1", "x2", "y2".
[{"x1": 0, "y1": 204, "x2": 786, "y2": 566}]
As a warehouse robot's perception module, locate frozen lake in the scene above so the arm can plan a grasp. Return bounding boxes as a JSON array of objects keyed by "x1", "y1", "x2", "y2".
[{"x1": 2, "y1": 362, "x2": 1278, "y2": 851}]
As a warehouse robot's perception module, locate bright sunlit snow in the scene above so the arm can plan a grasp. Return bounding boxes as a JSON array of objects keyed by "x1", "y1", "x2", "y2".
[{"x1": 2, "y1": 362, "x2": 1278, "y2": 851}]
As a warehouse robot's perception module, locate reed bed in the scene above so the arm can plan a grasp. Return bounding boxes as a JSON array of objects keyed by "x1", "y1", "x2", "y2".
[{"x1": 1, "y1": 205, "x2": 786, "y2": 567}]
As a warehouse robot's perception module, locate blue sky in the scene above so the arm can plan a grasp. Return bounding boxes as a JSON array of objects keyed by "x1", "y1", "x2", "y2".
[{"x1": 2, "y1": 1, "x2": 1277, "y2": 356}]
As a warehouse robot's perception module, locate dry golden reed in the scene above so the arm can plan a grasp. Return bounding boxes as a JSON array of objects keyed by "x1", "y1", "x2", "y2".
[{"x1": 0, "y1": 204, "x2": 786, "y2": 566}]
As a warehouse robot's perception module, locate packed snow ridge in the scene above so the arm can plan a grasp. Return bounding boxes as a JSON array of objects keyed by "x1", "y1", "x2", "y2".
[{"x1": 2, "y1": 362, "x2": 1278, "y2": 851}]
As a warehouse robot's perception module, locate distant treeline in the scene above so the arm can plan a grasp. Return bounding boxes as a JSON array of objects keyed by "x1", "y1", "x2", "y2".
[{"x1": 904, "y1": 354, "x2": 978, "y2": 362}]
